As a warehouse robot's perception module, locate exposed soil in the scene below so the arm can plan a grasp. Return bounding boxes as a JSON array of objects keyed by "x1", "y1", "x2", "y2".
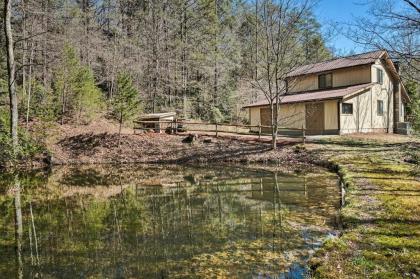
[{"x1": 48, "y1": 119, "x2": 309, "y2": 167}]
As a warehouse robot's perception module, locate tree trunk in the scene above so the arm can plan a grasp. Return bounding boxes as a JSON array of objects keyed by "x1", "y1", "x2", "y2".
[
  {"x1": 181, "y1": 3, "x2": 187, "y2": 118},
  {"x1": 14, "y1": 176, "x2": 23, "y2": 279},
  {"x1": 4, "y1": 0, "x2": 19, "y2": 150},
  {"x1": 118, "y1": 111, "x2": 123, "y2": 146},
  {"x1": 42, "y1": 0, "x2": 48, "y2": 87},
  {"x1": 270, "y1": 102, "x2": 277, "y2": 150},
  {"x1": 21, "y1": 0, "x2": 27, "y2": 99},
  {"x1": 26, "y1": 41, "x2": 35, "y2": 129},
  {"x1": 61, "y1": 84, "x2": 66, "y2": 125}
]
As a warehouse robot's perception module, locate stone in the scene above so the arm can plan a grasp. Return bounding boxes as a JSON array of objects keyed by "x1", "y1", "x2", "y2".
[{"x1": 182, "y1": 133, "x2": 198, "y2": 143}]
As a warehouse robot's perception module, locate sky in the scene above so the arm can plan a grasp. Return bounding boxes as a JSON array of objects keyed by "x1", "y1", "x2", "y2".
[{"x1": 314, "y1": 0, "x2": 371, "y2": 55}]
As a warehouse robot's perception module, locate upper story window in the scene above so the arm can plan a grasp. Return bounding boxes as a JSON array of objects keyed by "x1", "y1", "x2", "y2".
[
  {"x1": 377, "y1": 100, "x2": 384, "y2": 116},
  {"x1": 377, "y1": 68, "x2": 384, "y2": 85},
  {"x1": 318, "y1": 73, "x2": 332, "y2": 89}
]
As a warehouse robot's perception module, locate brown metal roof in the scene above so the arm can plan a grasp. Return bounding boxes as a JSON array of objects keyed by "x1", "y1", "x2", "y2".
[
  {"x1": 286, "y1": 50, "x2": 385, "y2": 78},
  {"x1": 139, "y1": 112, "x2": 176, "y2": 120},
  {"x1": 243, "y1": 83, "x2": 374, "y2": 108}
]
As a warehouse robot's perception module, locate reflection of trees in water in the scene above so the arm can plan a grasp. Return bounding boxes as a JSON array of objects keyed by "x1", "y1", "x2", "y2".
[
  {"x1": 0, "y1": 166, "x2": 340, "y2": 278},
  {"x1": 13, "y1": 175, "x2": 23, "y2": 279}
]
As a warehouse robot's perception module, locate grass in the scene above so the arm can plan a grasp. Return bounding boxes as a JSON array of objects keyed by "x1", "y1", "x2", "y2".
[{"x1": 309, "y1": 134, "x2": 420, "y2": 279}]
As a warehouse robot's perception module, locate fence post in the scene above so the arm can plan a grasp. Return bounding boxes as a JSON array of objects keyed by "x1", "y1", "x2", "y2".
[
  {"x1": 215, "y1": 123, "x2": 218, "y2": 138},
  {"x1": 258, "y1": 124, "x2": 261, "y2": 139},
  {"x1": 302, "y1": 124, "x2": 306, "y2": 145}
]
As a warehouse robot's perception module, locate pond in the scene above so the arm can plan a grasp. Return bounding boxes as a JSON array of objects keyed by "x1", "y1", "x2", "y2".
[{"x1": 0, "y1": 164, "x2": 341, "y2": 278}]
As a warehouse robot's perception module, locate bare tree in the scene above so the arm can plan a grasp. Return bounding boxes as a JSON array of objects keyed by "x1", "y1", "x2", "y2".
[
  {"x1": 4, "y1": 0, "x2": 18, "y2": 151},
  {"x1": 251, "y1": 0, "x2": 313, "y2": 149},
  {"x1": 347, "y1": 0, "x2": 420, "y2": 82}
]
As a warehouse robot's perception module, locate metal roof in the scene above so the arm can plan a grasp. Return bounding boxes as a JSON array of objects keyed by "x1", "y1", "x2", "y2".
[
  {"x1": 243, "y1": 83, "x2": 374, "y2": 108},
  {"x1": 286, "y1": 50, "x2": 385, "y2": 78},
  {"x1": 139, "y1": 112, "x2": 176, "y2": 119}
]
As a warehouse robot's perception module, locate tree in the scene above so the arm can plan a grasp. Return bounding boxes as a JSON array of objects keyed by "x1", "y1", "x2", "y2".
[
  {"x1": 347, "y1": 0, "x2": 420, "y2": 82},
  {"x1": 3, "y1": 0, "x2": 18, "y2": 151},
  {"x1": 54, "y1": 44, "x2": 103, "y2": 124},
  {"x1": 251, "y1": 0, "x2": 314, "y2": 149},
  {"x1": 111, "y1": 72, "x2": 140, "y2": 141},
  {"x1": 405, "y1": 81, "x2": 420, "y2": 131},
  {"x1": 346, "y1": 0, "x2": 419, "y2": 131}
]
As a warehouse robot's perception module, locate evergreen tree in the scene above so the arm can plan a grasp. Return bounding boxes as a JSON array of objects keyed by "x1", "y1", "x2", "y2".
[
  {"x1": 54, "y1": 44, "x2": 103, "y2": 124},
  {"x1": 406, "y1": 81, "x2": 420, "y2": 132},
  {"x1": 111, "y1": 72, "x2": 141, "y2": 140}
]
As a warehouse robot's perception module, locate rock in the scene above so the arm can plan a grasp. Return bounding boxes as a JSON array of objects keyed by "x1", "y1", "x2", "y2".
[
  {"x1": 203, "y1": 138, "x2": 212, "y2": 144},
  {"x1": 165, "y1": 127, "x2": 173, "y2": 134},
  {"x1": 182, "y1": 133, "x2": 198, "y2": 143}
]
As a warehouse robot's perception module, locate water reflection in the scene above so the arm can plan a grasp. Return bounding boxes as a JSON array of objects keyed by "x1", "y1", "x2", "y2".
[{"x1": 0, "y1": 165, "x2": 340, "y2": 278}]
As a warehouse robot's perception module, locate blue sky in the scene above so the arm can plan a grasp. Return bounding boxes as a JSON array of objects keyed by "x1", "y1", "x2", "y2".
[{"x1": 314, "y1": 0, "x2": 370, "y2": 55}]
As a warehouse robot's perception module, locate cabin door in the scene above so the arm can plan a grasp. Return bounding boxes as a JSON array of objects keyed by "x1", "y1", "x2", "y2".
[
  {"x1": 305, "y1": 103, "x2": 324, "y2": 135},
  {"x1": 260, "y1": 107, "x2": 272, "y2": 133}
]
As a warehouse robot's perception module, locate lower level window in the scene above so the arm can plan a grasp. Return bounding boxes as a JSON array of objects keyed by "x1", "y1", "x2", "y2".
[
  {"x1": 342, "y1": 103, "x2": 353, "y2": 114},
  {"x1": 377, "y1": 100, "x2": 384, "y2": 116}
]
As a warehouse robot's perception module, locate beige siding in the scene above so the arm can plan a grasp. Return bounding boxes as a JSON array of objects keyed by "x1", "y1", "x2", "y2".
[
  {"x1": 340, "y1": 86, "x2": 393, "y2": 133},
  {"x1": 288, "y1": 65, "x2": 371, "y2": 93},
  {"x1": 248, "y1": 104, "x2": 305, "y2": 131},
  {"x1": 278, "y1": 103, "x2": 306, "y2": 128},
  {"x1": 248, "y1": 59, "x2": 398, "y2": 135},
  {"x1": 340, "y1": 97, "x2": 357, "y2": 133},
  {"x1": 249, "y1": 106, "x2": 262, "y2": 131},
  {"x1": 324, "y1": 100, "x2": 338, "y2": 130}
]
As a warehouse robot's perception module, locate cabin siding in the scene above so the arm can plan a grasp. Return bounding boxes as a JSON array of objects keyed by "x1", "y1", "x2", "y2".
[
  {"x1": 247, "y1": 57, "x2": 403, "y2": 135},
  {"x1": 278, "y1": 103, "x2": 306, "y2": 129},
  {"x1": 249, "y1": 104, "x2": 305, "y2": 132},
  {"x1": 324, "y1": 100, "x2": 338, "y2": 130},
  {"x1": 340, "y1": 86, "x2": 393, "y2": 133},
  {"x1": 288, "y1": 65, "x2": 371, "y2": 93},
  {"x1": 249, "y1": 107, "x2": 261, "y2": 129}
]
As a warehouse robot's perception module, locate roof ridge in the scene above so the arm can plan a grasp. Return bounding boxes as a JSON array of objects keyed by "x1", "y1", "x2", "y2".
[
  {"x1": 286, "y1": 50, "x2": 387, "y2": 78},
  {"x1": 299, "y1": 49, "x2": 386, "y2": 68}
]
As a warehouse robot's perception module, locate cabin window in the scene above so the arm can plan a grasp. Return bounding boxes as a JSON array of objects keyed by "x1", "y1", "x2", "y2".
[
  {"x1": 377, "y1": 68, "x2": 384, "y2": 84},
  {"x1": 342, "y1": 103, "x2": 353, "y2": 114},
  {"x1": 318, "y1": 73, "x2": 332, "y2": 89},
  {"x1": 377, "y1": 100, "x2": 384, "y2": 116}
]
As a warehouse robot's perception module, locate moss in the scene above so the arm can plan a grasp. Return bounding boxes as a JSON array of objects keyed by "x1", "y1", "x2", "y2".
[{"x1": 309, "y1": 135, "x2": 420, "y2": 278}]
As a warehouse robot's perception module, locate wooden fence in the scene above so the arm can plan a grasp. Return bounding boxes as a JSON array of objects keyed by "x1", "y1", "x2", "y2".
[{"x1": 134, "y1": 120, "x2": 306, "y2": 143}]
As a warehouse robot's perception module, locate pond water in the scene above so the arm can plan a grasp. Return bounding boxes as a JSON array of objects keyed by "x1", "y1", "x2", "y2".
[{"x1": 0, "y1": 165, "x2": 341, "y2": 278}]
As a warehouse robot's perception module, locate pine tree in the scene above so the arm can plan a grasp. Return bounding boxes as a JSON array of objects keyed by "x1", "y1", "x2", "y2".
[
  {"x1": 111, "y1": 72, "x2": 141, "y2": 141},
  {"x1": 54, "y1": 44, "x2": 103, "y2": 124}
]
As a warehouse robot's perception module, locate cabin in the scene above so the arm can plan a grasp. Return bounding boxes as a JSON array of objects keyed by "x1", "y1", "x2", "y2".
[
  {"x1": 137, "y1": 112, "x2": 176, "y2": 132},
  {"x1": 244, "y1": 50, "x2": 411, "y2": 135}
]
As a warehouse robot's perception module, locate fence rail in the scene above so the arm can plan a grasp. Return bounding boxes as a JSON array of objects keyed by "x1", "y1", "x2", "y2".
[{"x1": 134, "y1": 119, "x2": 306, "y2": 143}]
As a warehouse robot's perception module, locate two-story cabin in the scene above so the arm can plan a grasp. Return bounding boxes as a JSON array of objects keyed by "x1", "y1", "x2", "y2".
[{"x1": 244, "y1": 50, "x2": 411, "y2": 135}]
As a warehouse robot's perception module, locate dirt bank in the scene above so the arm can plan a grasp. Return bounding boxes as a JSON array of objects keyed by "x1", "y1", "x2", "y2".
[{"x1": 47, "y1": 119, "x2": 309, "y2": 167}]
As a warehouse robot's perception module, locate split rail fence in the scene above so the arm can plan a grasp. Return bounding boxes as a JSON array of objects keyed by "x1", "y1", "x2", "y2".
[{"x1": 134, "y1": 120, "x2": 306, "y2": 143}]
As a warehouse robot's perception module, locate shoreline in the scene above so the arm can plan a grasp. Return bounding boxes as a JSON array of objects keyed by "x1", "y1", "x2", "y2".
[{"x1": 1, "y1": 126, "x2": 418, "y2": 278}]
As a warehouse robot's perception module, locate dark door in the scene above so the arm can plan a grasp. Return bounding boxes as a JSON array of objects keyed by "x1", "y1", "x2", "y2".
[
  {"x1": 260, "y1": 107, "x2": 272, "y2": 133},
  {"x1": 305, "y1": 103, "x2": 324, "y2": 135}
]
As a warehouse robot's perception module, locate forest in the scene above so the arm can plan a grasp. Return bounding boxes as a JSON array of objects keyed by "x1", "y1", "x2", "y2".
[
  {"x1": 0, "y1": 0, "x2": 418, "y2": 162},
  {"x1": 1, "y1": 1, "x2": 419, "y2": 278},
  {"x1": 0, "y1": 0, "x2": 331, "y2": 119},
  {"x1": 0, "y1": 0, "x2": 332, "y2": 158}
]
